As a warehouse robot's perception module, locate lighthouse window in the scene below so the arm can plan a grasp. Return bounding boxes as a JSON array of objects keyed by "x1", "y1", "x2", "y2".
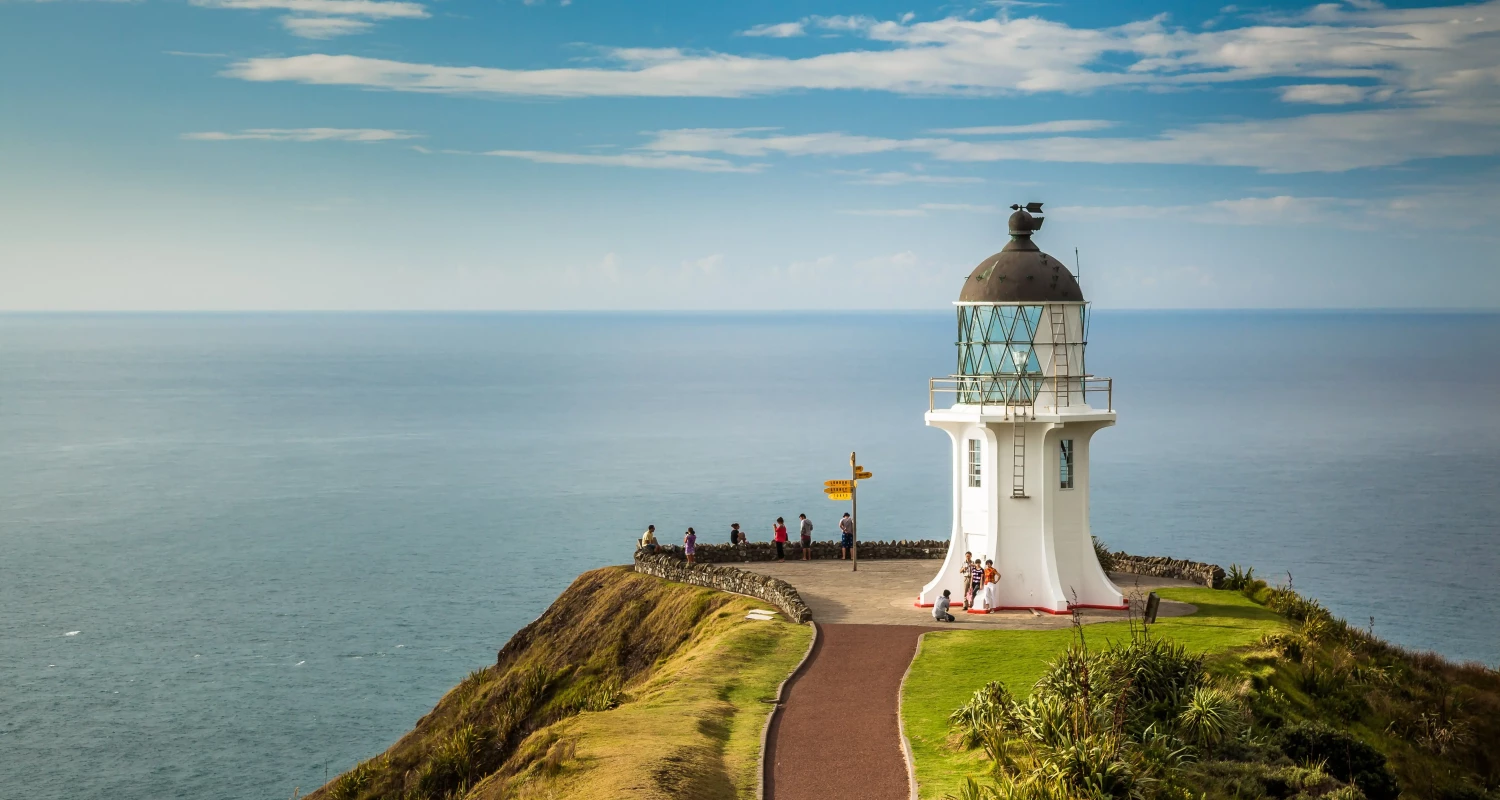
[
  {"x1": 967, "y1": 439, "x2": 982, "y2": 487},
  {"x1": 1059, "y1": 439, "x2": 1074, "y2": 489}
]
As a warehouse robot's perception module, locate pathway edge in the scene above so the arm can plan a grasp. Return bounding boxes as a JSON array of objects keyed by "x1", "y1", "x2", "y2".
[
  {"x1": 758, "y1": 620, "x2": 820, "y2": 800},
  {"x1": 897, "y1": 630, "x2": 928, "y2": 800}
]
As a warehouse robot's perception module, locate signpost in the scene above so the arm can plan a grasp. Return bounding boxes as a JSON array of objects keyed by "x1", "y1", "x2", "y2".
[{"x1": 823, "y1": 454, "x2": 872, "y2": 571}]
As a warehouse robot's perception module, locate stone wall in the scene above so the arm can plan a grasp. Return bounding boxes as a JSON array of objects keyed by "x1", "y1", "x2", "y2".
[
  {"x1": 650, "y1": 539, "x2": 949, "y2": 564},
  {"x1": 632, "y1": 551, "x2": 813, "y2": 623},
  {"x1": 1109, "y1": 552, "x2": 1226, "y2": 589}
]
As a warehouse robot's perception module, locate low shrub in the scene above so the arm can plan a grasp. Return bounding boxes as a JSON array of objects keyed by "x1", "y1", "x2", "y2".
[{"x1": 1273, "y1": 722, "x2": 1398, "y2": 800}]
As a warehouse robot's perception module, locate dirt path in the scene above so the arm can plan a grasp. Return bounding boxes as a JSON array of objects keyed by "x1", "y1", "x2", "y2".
[{"x1": 765, "y1": 623, "x2": 928, "y2": 800}]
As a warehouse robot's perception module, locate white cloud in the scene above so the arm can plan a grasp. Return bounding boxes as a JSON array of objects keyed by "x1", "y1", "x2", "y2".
[
  {"x1": 830, "y1": 169, "x2": 984, "y2": 185},
  {"x1": 928, "y1": 120, "x2": 1115, "y2": 135},
  {"x1": 479, "y1": 149, "x2": 764, "y2": 173},
  {"x1": 640, "y1": 104, "x2": 1500, "y2": 172},
  {"x1": 837, "y1": 202, "x2": 1003, "y2": 217},
  {"x1": 181, "y1": 127, "x2": 420, "y2": 141},
  {"x1": 1054, "y1": 189, "x2": 1500, "y2": 230},
  {"x1": 742, "y1": 21, "x2": 805, "y2": 38},
  {"x1": 191, "y1": 0, "x2": 426, "y2": 18},
  {"x1": 282, "y1": 16, "x2": 373, "y2": 37},
  {"x1": 224, "y1": 3, "x2": 1500, "y2": 101},
  {"x1": 1278, "y1": 83, "x2": 1375, "y2": 104}
]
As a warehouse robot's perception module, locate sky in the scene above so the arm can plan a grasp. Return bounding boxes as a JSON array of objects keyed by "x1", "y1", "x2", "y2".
[{"x1": 2, "y1": 0, "x2": 1499, "y2": 310}]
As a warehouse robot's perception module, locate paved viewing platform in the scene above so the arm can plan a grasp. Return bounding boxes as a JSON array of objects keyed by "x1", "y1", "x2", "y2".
[{"x1": 738, "y1": 559, "x2": 1199, "y2": 628}]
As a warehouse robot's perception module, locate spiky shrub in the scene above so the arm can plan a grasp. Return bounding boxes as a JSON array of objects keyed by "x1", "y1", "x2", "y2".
[
  {"x1": 1092, "y1": 537, "x2": 1116, "y2": 573},
  {"x1": 1222, "y1": 565, "x2": 1256, "y2": 592},
  {"x1": 326, "y1": 757, "x2": 386, "y2": 800},
  {"x1": 1177, "y1": 687, "x2": 1245, "y2": 750},
  {"x1": 950, "y1": 637, "x2": 1205, "y2": 800}
]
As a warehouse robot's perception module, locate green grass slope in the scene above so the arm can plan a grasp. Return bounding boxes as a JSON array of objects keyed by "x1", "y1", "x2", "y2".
[
  {"x1": 902, "y1": 588, "x2": 1283, "y2": 800},
  {"x1": 310, "y1": 566, "x2": 811, "y2": 800},
  {"x1": 902, "y1": 580, "x2": 1500, "y2": 800}
]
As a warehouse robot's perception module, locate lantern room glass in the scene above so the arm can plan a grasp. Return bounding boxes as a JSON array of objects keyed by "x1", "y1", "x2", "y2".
[{"x1": 956, "y1": 304, "x2": 1044, "y2": 404}]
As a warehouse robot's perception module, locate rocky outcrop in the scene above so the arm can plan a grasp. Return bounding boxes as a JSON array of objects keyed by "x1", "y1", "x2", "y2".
[
  {"x1": 1110, "y1": 552, "x2": 1226, "y2": 589},
  {"x1": 651, "y1": 539, "x2": 949, "y2": 563},
  {"x1": 633, "y1": 550, "x2": 814, "y2": 623}
]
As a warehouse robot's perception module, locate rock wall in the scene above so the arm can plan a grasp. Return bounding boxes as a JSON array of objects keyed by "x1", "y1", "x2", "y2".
[
  {"x1": 1109, "y1": 552, "x2": 1226, "y2": 589},
  {"x1": 650, "y1": 539, "x2": 949, "y2": 563},
  {"x1": 632, "y1": 551, "x2": 813, "y2": 623}
]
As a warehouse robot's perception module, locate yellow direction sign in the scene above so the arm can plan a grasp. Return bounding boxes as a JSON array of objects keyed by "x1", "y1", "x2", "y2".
[
  {"x1": 855, "y1": 471, "x2": 873, "y2": 479},
  {"x1": 824, "y1": 486, "x2": 851, "y2": 494},
  {"x1": 825, "y1": 491, "x2": 853, "y2": 501},
  {"x1": 824, "y1": 479, "x2": 855, "y2": 488},
  {"x1": 854, "y1": 465, "x2": 864, "y2": 471}
]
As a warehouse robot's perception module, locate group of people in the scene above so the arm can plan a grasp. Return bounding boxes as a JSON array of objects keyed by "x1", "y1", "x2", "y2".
[
  {"x1": 932, "y1": 551, "x2": 1001, "y2": 622},
  {"x1": 637, "y1": 513, "x2": 857, "y2": 564}
]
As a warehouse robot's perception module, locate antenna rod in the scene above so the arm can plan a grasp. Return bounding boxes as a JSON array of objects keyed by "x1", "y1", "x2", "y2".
[{"x1": 1075, "y1": 247, "x2": 1081, "y2": 284}]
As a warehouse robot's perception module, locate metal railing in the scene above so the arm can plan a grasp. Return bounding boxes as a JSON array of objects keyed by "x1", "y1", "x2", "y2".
[{"x1": 928, "y1": 375, "x2": 1113, "y2": 414}]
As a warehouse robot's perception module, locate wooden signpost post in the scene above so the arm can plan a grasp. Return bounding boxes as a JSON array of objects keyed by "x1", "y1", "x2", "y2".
[{"x1": 825, "y1": 453, "x2": 873, "y2": 571}]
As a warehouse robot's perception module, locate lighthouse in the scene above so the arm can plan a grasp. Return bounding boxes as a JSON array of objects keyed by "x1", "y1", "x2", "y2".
[{"x1": 917, "y1": 204, "x2": 1126, "y2": 614}]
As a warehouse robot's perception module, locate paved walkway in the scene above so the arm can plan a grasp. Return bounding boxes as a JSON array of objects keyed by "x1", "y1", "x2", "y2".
[
  {"x1": 741, "y1": 559, "x2": 1198, "y2": 628},
  {"x1": 765, "y1": 623, "x2": 926, "y2": 800}
]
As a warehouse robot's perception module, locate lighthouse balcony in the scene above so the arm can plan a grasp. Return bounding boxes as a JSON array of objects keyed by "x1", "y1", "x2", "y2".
[{"x1": 927, "y1": 374, "x2": 1114, "y2": 421}]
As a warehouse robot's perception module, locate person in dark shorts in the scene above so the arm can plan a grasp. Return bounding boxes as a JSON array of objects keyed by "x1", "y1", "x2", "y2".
[
  {"x1": 838, "y1": 513, "x2": 854, "y2": 559},
  {"x1": 934, "y1": 589, "x2": 955, "y2": 622},
  {"x1": 729, "y1": 523, "x2": 742, "y2": 545},
  {"x1": 798, "y1": 513, "x2": 813, "y2": 560},
  {"x1": 772, "y1": 517, "x2": 788, "y2": 562},
  {"x1": 639, "y1": 525, "x2": 658, "y2": 553}
]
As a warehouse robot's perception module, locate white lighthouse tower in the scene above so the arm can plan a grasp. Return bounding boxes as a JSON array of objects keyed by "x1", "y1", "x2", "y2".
[{"x1": 917, "y1": 204, "x2": 1126, "y2": 614}]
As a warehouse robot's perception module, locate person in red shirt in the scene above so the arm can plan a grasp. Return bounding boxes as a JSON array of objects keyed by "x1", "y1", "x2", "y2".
[{"x1": 772, "y1": 517, "x2": 789, "y2": 562}]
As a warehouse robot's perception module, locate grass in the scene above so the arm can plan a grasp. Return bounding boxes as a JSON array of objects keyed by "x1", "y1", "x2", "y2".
[
  {"x1": 312, "y1": 567, "x2": 811, "y2": 800},
  {"x1": 491, "y1": 599, "x2": 812, "y2": 799},
  {"x1": 901, "y1": 587, "x2": 1284, "y2": 800}
]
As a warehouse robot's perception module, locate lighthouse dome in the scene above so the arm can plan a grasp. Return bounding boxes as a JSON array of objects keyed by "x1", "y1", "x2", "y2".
[{"x1": 959, "y1": 207, "x2": 1083, "y2": 303}]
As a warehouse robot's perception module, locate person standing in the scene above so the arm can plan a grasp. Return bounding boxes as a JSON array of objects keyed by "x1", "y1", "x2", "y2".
[
  {"x1": 838, "y1": 513, "x2": 854, "y2": 560},
  {"x1": 933, "y1": 589, "x2": 955, "y2": 623},
  {"x1": 640, "y1": 525, "x2": 658, "y2": 553},
  {"x1": 983, "y1": 559, "x2": 1001, "y2": 610},
  {"x1": 798, "y1": 513, "x2": 814, "y2": 560},
  {"x1": 970, "y1": 556, "x2": 987, "y2": 612},
  {"x1": 961, "y1": 557, "x2": 976, "y2": 610},
  {"x1": 772, "y1": 517, "x2": 789, "y2": 562},
  {"x1": 684, "y1": 527, "x2": 697, "y2": 565}
]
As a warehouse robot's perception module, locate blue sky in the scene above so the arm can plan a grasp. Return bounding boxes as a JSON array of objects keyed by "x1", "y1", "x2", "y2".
[{"x1": 3, "y1": 0, "x2": 1498, "y2": 309}]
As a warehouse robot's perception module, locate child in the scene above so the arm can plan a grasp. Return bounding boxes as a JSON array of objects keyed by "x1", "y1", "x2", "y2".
[
  {"x1": 684, "y1": 527, "x2": 697, "y2": 565},
  {"x1": 970, "y1": 557, "x2": 986, "y2": 612}
]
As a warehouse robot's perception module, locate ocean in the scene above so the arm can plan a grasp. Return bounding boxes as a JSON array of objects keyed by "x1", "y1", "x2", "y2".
[{"x1": 3, "y1": 311, "x2": 1497, "y2": 800}]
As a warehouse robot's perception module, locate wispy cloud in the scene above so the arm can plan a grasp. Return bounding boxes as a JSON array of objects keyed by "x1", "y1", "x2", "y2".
[
  {"x1": 191, "y1": 0, "x2": 426, "y2": 18},
  {"x1": 638, "y1": 106, "x2": 1500, "y2": 173},
  {"x1": 480, "y1": 149, "x2": 764, "y2": 173},
  {"x1": 281, "y1": 16, "x2": 373, "y2": 37},
  {"x1": 839, "y1": 202, "x2": 1003, "y2": 217},
  {"x1": 741, "y1": 21, "x2": 805, "y2": 38},
  {"x1": 831, "y1": 169, "x2": 983, "y2": 185},
  {"x1": 928, "y1": 120, "x2": 1114, "y2": 135},
  {"x1": 1056, "y1": 189, "x2": 1500, "y2": 230},
  {"x1": 181, "y1": 127, "x2": 420, "y2": 141},
  {"x1": 225, "y1": 3, "x2": 1500, "y2": 101},
  {"x1": 192, "y1": 0, "x2": 425, "y2": 38}
]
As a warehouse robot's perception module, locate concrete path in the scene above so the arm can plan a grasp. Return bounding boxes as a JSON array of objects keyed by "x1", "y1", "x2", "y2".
[
  {"x1": 765, "y1": 623, "x2": 927, "y2": 800},
  {"x1": 741, "y1": 560, "x2": 1199, "y2": 628}
]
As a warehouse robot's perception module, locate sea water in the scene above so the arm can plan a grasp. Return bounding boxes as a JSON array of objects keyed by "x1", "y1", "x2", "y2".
[{"x1": 2, "y1": 311, "x2": 1497, "y2": 800}]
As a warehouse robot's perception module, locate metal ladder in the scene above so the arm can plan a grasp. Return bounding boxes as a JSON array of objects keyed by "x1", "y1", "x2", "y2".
[
  {"x1": 1011, "y1": 418, "x2": 1028, "y2": 498},
  {"x1": 1049, "y1": 304, "x2": 1070, "y2": 409}
]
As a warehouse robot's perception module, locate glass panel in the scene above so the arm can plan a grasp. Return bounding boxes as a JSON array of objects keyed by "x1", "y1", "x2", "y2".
[{"x1": 1060, "y1": 439, "x2": 1074, "y2": 489}]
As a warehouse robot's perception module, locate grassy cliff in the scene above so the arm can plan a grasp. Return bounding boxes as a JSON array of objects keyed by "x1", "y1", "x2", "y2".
[
  {"x1": 311, "y1": 566, "x2": 811, "y2": 800},
  {"x1": 902, "y1": 577, "x2": 1500, "y2": 800}
]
